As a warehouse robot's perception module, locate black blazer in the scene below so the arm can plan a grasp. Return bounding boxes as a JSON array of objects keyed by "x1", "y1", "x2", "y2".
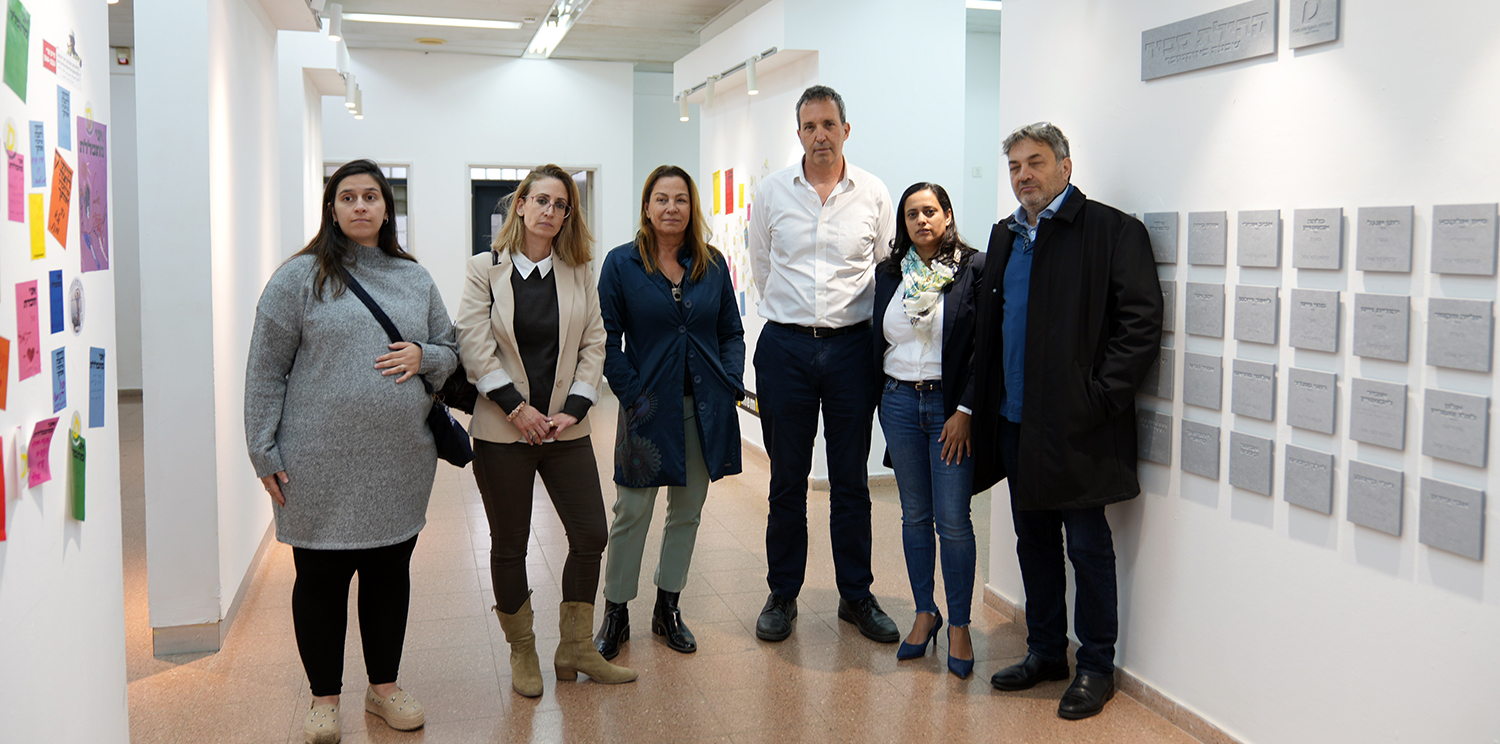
[
  {"x1": 969, "y1": 187, "x2": 1163, "y2": 511},
  {"x1": 873, "y1": 250, "x2": 987, "y2": 418}
]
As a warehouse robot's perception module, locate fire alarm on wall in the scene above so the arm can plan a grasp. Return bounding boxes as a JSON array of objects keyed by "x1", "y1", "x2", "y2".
[{"x1": 115, "y1": 47, "x2": 131, "y2": 66}]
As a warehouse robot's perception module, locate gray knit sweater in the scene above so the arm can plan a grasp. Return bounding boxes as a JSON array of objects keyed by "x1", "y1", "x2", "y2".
[{"x1": 244, "y1": 246, "x2": 459, "y2": 550}]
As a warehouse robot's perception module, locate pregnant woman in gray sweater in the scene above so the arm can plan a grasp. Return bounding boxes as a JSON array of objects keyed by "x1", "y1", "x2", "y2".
[{"x1": 244, "y1": 160, "x2": 458, "y2": 744}]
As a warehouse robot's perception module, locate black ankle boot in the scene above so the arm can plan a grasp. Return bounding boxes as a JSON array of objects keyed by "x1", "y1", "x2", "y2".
[
  {"x1": 652, "y1": 588, "x2": 697, "y2": 654},
  {"x1": 593, "y1": 599, "x2": 629, "y2": 660}
]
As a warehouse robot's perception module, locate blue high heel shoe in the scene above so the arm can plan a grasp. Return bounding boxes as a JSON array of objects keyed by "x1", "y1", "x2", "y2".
[
  {"x1": 896, "y1": 612, "x2": 943, "y2": 660},
  {"x1": 946, "y1": 626, "x2": 974, "y2": 678}
]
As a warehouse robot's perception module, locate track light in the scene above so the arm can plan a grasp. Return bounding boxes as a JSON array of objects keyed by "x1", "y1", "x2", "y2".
[
  {"x1": 746, "y1": 56, "x2": 758, "y2": 95},
  {"x1": 344, "y1": 74, "x2": 357, "y2": 108},
  {"x1": 679, "y1": 96, "x2": 689, "y2": 122},
  {"x1": 704, "y1": 75, "x2": 717, "y2": 108},
  {"x1": 352, "y1": 88, "x2": 364, "y2": 119},
  {"x1": 327, "y1": 3, "x2": 343, "y2": 42}
]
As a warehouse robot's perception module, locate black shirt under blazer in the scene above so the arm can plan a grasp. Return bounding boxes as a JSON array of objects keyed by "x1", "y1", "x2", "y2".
[
  {"x1": 970, "y1": 187, "x2": 1163, "y2": 511},
  {"x1": 873, "y1": 250, "x2": 987, "y2": 419}
]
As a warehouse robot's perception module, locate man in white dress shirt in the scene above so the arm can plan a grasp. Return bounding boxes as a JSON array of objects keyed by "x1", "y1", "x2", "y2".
[{"x1": 747, "y1": 85, "x2": 899, "y2": 644}]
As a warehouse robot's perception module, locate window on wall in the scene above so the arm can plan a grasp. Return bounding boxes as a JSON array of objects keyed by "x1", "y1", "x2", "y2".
[
  {"x1": 325, "y1": 163, "x2": 411, "y2": 249},
  {"x1": 470, "y1": 166, "x2": 596, "y2": 255}
]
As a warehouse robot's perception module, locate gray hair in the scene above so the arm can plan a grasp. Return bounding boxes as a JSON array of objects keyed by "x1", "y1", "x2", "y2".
[
  {"x1": 1003, "y1": 122, "x2": 1070, "y2": 161},
  {"x1": 794, "y1": 85, "x2": 846, "y2": 126}
]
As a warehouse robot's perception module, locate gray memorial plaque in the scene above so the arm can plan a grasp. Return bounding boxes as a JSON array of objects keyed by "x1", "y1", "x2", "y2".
[
  {"x1": 1237, "y1": 209, "x2": 1281, "y2": 267},
  {"x1": 1426, "y1": 298, "x2": 1493, "y2": 372},
  {"x1": 1289, "y1": 0, "x2": 1339, "y2": 48},
  {"x1": 1419, "y1": 478, "x2": 1485, "y2": 560},
  {"x1": 1181, "y1": 420, "x2": 1221, "y2": 480},
  {"x1": 1422, "y1": 389, "x2": 1489, "y2": 468},
  {"x1": 1229, "y1": 431, "x2": 1274, "y2": 496},
  {"x1": 1352, "y1": 293, "x2": 1410, "y2": 362},
  {"x1": 1293, "y1": 208, "x2": 1344, "y2": 269},
  {"x1": 1431, "y1": 203, "x2": 1499, "y2": 276},
  {"x1": 1233, "y1": 285, "x2": 1279, "y2": 345},
  {"x1": 1287, "y1": 367, "x2": 1337, "y2": 434},
  {"x1": 1137, "y1": 410, "x2": 1173, "y2": 465},
  {"x1": 1161, "y1": 280, "x2": 1177, "y2": 332},
  {"x1": 1231, "y1": 359, "x2": 1276, "y2": 421},
  {"x1": 1284, "y1": 445, "x2": 1334, "y2": 514},
  {"x1": 1141, "y1": 0, "x2": 1277, "y2": 81},
  {"x1": 1188, "y1": 211, "x2": 1228, "y2": 266},
  {"x1": 1289, "y1": 288, "x2": 1340, "y2": 352},
  {"x1": 1186, "y1": 282, "x2": 1225, "y2": 338},
  {"x1": 1348, "y1": 378, "x2": 1407, "y2": 450},
  {"x1": 1356, "y1": 206, "x2": 1414, "y2": 273},
  {"x1": 1144, "y1": 212, "x2": 1179, "y2": 264},
  {"x1": 1140, "y1": 346, "x2": 1176, "y2": 400},
  {"x1": 1182, "y1": 353, "x2": 1223, "y2": 410},
  {"x1": 1348, "y1": 461, "x2": 1403, "y2": 536}
]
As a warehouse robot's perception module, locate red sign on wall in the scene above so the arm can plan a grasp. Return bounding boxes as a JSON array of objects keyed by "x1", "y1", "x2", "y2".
[{"x1": 42, "y1": 40, "x2": 56, "y2": 73}]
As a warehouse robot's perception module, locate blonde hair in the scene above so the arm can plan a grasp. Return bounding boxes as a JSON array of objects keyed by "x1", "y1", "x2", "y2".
[
  {"x1": 490, "y1": 164, "x2": 594, "y2": 266},
  {"x1": 635, "y1": 165, "x2": 719, "y2": 283}
]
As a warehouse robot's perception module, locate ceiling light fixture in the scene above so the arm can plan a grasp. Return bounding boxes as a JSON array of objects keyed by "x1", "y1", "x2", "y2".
[
  {"x1": 344, "y1": 74, "x2": 357, "y2": 108},
  {"x1": 342, "y1": 12, "x2": 523, "y2": 30},
  {"x1": 415, "y1": 37, "x2": 447, "y2": 45},
  {"x1": 679, "y1": 95, "x2": 689, "y2": 122},
  {"x1": 745, "y1": 56, "x2": 758, "y2": 95},
  {"x1": 523, "y1": 0, "x2": 593, "y2": 59},
  {"x1": 965, "y1": 0, "x2": 1003, "y2": 10},
  {"x1": 352, "y1": 88, "x2": 363, "y2": 119},
  {"x1": 704, "y1": 75, "x2": 717, "y2": 108},
  {"x1": 326, "y1": 3, "x2": 343, "y2": 41}
]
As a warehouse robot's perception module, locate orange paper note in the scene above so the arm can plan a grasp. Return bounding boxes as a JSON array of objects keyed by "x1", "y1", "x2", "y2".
[{"x1": 47, "y1": 150, "x2": 72, "y2": 247}]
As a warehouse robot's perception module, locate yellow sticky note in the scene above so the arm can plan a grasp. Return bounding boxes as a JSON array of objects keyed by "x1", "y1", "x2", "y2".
[
  {"x1": 29, "y1": 193, "x2": 44, "y2": 259},
  {"x1": 712, "y1": 170, "x2": 722, "y2": 215},
  {"x1": 738, "y1": 183, "x2": 745, "y2": 209}
]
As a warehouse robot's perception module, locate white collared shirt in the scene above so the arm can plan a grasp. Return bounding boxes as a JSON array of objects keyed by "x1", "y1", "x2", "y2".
[
  {"x1": 881, "y1": 285, "x2": 943, "y2": 381},
  {"x1": 749, "y1": 159, "x2": 896, "y2": 327},
  {"x1": 512, "y1": 250, "x2": 554, "y2": 279}
]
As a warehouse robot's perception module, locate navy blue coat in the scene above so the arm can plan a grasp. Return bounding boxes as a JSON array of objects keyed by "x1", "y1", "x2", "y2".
[
  {"x1": 873, "y1": 250, "x2": 987, "y2": 418},
  {"x1": 598, "y1": 241, "x2": 746, "y2": 488}
]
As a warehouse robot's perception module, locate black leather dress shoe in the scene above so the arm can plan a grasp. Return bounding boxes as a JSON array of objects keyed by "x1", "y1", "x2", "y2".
[
  {"x1": 652, "y1": 588, "x2": 697, "y2": 653},
  {"x1": 989, "y1": 652, "x2": 1071, "y2": 691},
  {"x1": 1058, "y1": 672, "x2": 1116, "y2": 720},
  {"x1": 836, "y1": 596, "x2": 899, "y2": 643},
  {"x1": 755, "y1": 594, "x2": 797, "y2": 642},
  {"x1": 593, "y1": 600, "x2": 629, "y2": 660}
]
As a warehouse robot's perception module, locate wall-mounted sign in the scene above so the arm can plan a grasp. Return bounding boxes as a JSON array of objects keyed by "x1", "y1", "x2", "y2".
[
  {"x1": 1289, "y1": 0, "x2": 1339, "y2": 49},
  {"x1": 1142, "y1": 0, "x2": 1276, "y2": 81}
]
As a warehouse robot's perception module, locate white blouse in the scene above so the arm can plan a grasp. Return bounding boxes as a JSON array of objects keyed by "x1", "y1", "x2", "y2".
[{"x1": 881, "y1": 283, "x2": 942, "y2": 382}]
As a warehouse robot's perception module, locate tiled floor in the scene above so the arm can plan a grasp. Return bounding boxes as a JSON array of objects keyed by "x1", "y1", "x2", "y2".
[{"x1": 120, "y1": 392, "x2": 1200, "y2": 743}]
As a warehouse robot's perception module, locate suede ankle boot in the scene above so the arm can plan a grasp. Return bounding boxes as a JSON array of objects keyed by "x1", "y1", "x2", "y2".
[
  {"x1": 494, "y1": 594, "x2": 544, "y2": 697},
  {"x1": 554, "y1": 601, "x2": 638, "y2": 684}
]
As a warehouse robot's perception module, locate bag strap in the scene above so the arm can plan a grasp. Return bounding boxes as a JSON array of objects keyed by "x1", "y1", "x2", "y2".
[{"x1": 337, "y1": 262, "x2": 436, "y2": 396}]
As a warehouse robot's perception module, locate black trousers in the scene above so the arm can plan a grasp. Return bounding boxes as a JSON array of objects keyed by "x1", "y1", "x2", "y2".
[
  {"x1": 291, "y1": 534, "x2": 418, "y2": 697},
  {"x1": 473, "y1": 437, "x2": 608, "y2": 614}
]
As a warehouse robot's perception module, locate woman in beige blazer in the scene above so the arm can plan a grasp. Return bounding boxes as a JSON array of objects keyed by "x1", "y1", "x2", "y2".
[{"x1": 455, "y1": 164, "x2": 635, "y2": 698}]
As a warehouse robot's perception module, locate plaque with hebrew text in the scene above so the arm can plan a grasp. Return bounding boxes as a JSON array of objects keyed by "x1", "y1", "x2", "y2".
[{"x1": 1141, "y1": 0, "x2": 1278, "y2": 81}]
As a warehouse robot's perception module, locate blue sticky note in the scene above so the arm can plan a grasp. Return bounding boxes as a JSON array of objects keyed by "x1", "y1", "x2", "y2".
[
  {"x1": 51, "y1": 347, "x2": 66, "y2": 413},
  {"x1": 29, "y1": 120, "x2": 44, "y2": 188},
  {"x1": 57, "y1": 87, "x2": 71, "y2": 150},
  {"x1": 738, "y1": 291, "x2": 746, "y2": 317},
  {"x1": 89, "y1": 347, "x2": 105, "y2": 428},
  {"x1": 49, "y1": 270, "x2": 63, "y2": 333}
]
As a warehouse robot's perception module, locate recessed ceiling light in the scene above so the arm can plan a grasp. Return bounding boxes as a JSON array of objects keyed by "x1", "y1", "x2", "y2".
[
  {"x1": 416, "y1": 37, "x2": 447, "y2": 45},
  {"x1": 966, "y1": 0, "x2": 1002, "y2": 9},
  {"x1": 342, "y1": 12, "x2": 523, "y2": 30}
]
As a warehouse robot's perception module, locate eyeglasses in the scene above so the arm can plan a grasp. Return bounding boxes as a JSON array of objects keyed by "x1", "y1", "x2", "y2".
[{"x1": 524, "y1": 194, "x2": 571, "y2": 217}]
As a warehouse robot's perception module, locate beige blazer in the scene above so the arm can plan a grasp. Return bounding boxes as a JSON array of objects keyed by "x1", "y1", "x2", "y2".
[{"x1": 455, "y1": 249, "x2": 606, "y2": 444}]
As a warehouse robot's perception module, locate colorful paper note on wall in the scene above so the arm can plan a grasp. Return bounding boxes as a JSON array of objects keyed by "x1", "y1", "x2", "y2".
[
  {"x1": 724, "y1": 169, "x2": 734, "y2": 215},
  {"x1": 16, "y1": 280, "x2": 39, "y2": 379},
  {"x1": 0, "y1": 337, "x2": 10, "y2": 409},
  {"x1": 6, "y1": 149, "x2": 20, "y2": 221},
  {"x1": 712, "y1": 170, "x2": 722, "y2": 215},
  {"x1": 77, "y1": 118, "x2": 107, "y2": 272},
  {"x1": 50, "y1": 347, "x2": 63, "y2": 412},
  {"x1": 3, "y1": 0, "x2": 30, "y2": 102},
  {"x1": 41, "y1": 39, "x2": 53, "y2": 72},
  {"x1": 28, "y1": 191, "x2": 42, "y2": 257},
  {"x1": 56, "y1": 86, "x2": 70, "y2": 150},
  {"x1": 28, "y1": 119, "x2": 42, "y2": 187},
  {"x1": 738, "y1": 183, "x2": 744, "y2": 210},
  {"x1": 47, "y1": 150, "x2": 71, "y2": 246},
  {"x1": 0, "y1": 435, "x2": 6, "y2": 541},
  {"x1": 48, "y1": 269, "x2": 62, "y2": 333},
  {"x1": 69, "y1": 415, "x2": 84, "y2": 520},
  {"x1": 88, "y1": 347, "x2": 103, "y2": 427},
  {"x1": 27, "y1": 416, "x2": 58, "y2": 488}
]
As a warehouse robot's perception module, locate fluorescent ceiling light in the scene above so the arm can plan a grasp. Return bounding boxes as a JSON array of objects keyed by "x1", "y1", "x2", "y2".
[
  {"x1": 966, "y1": 0, "x2": 1003, "y2": 9},
  {"x1": 524, "y1": 0, "x2": 593, "y2": 59},
  {"x1": 342, "y1": 12, "x2": 523, "y2": 30}
]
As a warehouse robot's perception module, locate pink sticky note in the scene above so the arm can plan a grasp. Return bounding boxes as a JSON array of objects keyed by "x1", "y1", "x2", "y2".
[
  {"x1": 27, "y1": 417, "x2": 59, "y2": 488},
  {"x1": 16, "y1": 281, "x2": 40, "y2": 380},
  {"x1": 6, "y1": 151, "x2": 21, "y2": 222}
]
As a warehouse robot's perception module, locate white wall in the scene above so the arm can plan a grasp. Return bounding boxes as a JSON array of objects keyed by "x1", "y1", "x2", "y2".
[
  {"x1": 320, "y1": 50, "x2": 636, "y2": 313},
  {"x1": 633, "y1": 71, "x2": 699, "y2": 201},
  {"x1": 110, "y1": 69, "x2": 142, "y2": 391},
  {"x1": 963, "y1": 28, "x2": 1002, "y2": 246},
  {"x1": 990, "y1": 3, "x2": 1500, "y2": 743},
  {"x1": 0, "y1": 0, "x2": 128, "y2": 740}
]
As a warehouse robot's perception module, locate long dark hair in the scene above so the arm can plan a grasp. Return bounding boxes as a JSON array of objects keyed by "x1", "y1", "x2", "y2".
[
  {"x1": 880, "y1": 182, "x2": 975, "y2": 276},
  {"x1": 293, "y1": 159, "x2": 415, "y2": 299},
  {"x1": 636, "y1": 165, "x2": 720, "y2": 282}
]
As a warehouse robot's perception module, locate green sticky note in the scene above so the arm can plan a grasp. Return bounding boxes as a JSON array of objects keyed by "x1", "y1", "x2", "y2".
[
  {"x1": 70, "y1": 429, "x2": 85, "y2": 521},
  {"x1": 3, "y1": 0, "x2": 30, "y2": 103}
]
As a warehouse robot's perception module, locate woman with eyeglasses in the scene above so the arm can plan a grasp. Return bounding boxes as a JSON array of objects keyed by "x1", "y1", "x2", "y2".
[
  {"x1": 873, "y1": 182, "x2": 985, "y2": 678},
  {"x1": 591, "y1": 165, "x2": 745, "y2": 660},
  {"x1": 456, "y1": 164, "x2": 636, "y2": 698}
]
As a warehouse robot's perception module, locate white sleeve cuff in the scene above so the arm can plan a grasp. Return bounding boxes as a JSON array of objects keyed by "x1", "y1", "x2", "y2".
[
  {"x1": 956, "y1": 405, "x2": 972, "y2": 415},
  {"x1": 569, "y1": 380, "x2": 600, "y2": 404},
  {"x1": 476, "y1": 368, "x2": 513, "y2": 396}
]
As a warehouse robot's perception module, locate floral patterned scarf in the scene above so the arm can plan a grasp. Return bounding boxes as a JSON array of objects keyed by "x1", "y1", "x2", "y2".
[{"x1": 899, "y1": 249, "x2": 956, "y2": 352}]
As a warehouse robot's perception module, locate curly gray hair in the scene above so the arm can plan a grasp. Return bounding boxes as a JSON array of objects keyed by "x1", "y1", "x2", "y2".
[{"x1": 1003, "y1": 122, "x2": 1070, "y2": 161}]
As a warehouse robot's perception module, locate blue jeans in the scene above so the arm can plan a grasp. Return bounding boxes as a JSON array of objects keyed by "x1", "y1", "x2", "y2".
[{"x1": 878, "y1": 379, "x2": 976, "y2": 627}]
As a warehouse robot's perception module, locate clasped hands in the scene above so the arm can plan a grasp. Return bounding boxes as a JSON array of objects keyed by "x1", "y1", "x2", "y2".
[{"x1": 512, "y1": 403, "x2": 578, "y2": 445}]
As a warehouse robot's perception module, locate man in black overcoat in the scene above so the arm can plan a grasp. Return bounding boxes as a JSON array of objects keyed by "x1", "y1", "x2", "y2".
[{"x1": 972, "y1": 123, "x2": 1163, "y2": 720}]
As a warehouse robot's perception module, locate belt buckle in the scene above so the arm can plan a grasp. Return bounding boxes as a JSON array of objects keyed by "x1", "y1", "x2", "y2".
[{"x1": 811, "y1": 326, "x2": 831, "y2": 338}]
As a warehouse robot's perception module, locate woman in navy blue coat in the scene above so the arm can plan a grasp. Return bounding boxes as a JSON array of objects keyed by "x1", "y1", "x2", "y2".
[
  {"x1": 873, "y1": 182, "x2": 985, "y2": 678},
  {"x1": 594, "y1": 165, "x2": 746, "y2": 659}
]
